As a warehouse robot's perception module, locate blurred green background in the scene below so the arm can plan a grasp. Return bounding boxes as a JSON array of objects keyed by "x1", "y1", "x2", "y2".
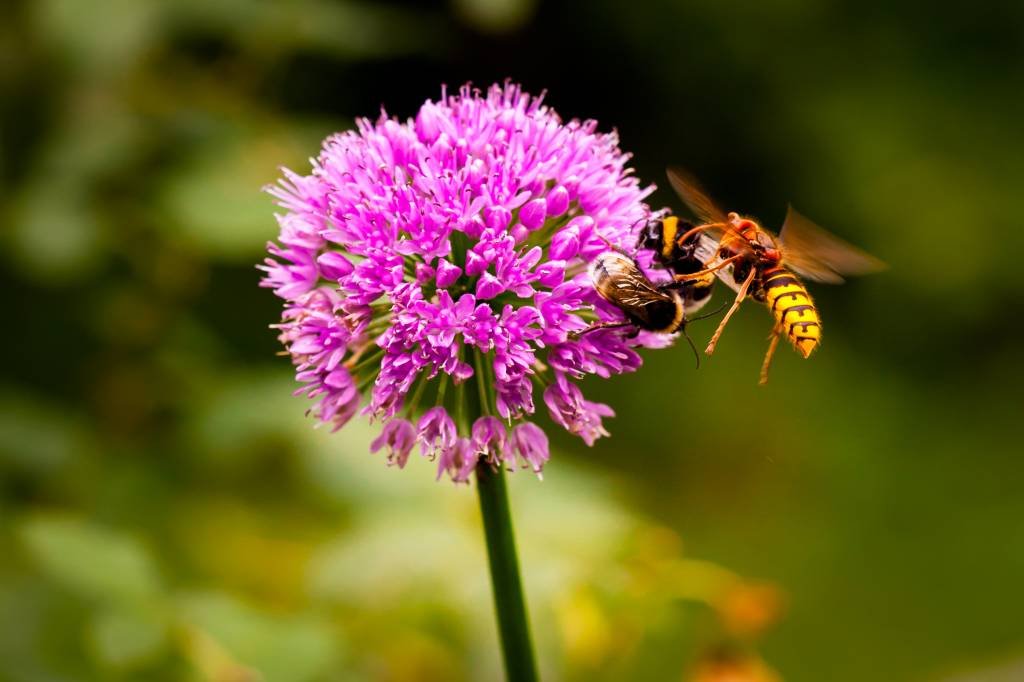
[{"x1": 3, "y1": 0, "x2": 1023, "y2": 680}]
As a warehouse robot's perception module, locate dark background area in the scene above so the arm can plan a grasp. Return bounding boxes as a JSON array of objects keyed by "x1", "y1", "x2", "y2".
[{"x1": 2, "y1": 1, "x2": 1023, "y2": 680}]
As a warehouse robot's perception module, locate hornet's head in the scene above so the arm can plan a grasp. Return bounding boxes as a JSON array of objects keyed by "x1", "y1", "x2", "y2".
[{"x1": 750, "y1": 228, "x2": 782, "y2": 265}]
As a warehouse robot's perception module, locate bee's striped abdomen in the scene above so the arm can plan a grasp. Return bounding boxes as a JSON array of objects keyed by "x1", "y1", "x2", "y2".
[{"x1": 763, "y1": 266, "x2": 821, "y2": 358}]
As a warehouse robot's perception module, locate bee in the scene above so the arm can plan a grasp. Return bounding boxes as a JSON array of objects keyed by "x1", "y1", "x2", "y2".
[
  {"x1": 637, "y1": 213, "x2": 719, "y2": 308},
  {"x1": 577, "y1": 249, "x2": 724, "y2": 366},
  {"x1": 664, "y1": 166, "x2": 886, "y2": 384}
]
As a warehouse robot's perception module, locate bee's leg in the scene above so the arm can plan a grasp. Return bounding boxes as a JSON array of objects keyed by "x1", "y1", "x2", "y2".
[
  {"x1": 671, "y1": 254, "x2": 743, "y2": 282},
  {"x1": 592, "y1": 234, "x2": 663, "y2": 283},
  {"x1": 569, "y1": 321, "x2": 632, "y2": 340},
  {"x1": 704, "y1": 267, "x2": 757, "y2": 355},
  {"x1": 594, "y1": 232, "x2": 634, "y2": 257},
  {"x1": 759, "y1": 327, "x2": 783, "y2": 386},
  {"x1": 565, "y1": 236, "x2": 641, "y2": 281}
]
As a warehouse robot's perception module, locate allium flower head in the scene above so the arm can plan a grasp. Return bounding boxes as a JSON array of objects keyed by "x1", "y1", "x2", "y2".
[{"x1": 262, "y1": 82, "x2": 668, "y2": 482}]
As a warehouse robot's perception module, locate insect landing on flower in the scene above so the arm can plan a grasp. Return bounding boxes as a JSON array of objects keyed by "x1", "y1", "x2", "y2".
[
  {"x1": 575, "y1": 250, "x2": 725, "y2": 368},
  {"x1": 664, "y1": 166, "x2": 887, "y2": 385}
]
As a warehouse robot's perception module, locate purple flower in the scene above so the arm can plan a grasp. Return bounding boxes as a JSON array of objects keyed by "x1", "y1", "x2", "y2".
[
  {"x1": 472, "y1": 416, "x2": 507, "y2": 464},
  {"x1": 509, "y1": 423, "x2": 550, "y2": 474},
  {"x1": 543, "y1": 377, "x2": 615, "y2": 446},
  {"x1": 417, "y1": 407, "x2": 457, "y2": 460},
  {"x1": 262, "y1": 83, "x2": 671, "y2": 481},
  {"x1": 437, "y1": 437, "x2": 479, "y2": 483},
  {"x1": 370, "y1": 419, "x2": 416, "y2": 468}
]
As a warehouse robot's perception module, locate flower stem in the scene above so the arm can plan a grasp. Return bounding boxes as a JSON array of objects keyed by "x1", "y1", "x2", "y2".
[{"x1": 475, "y1": 461, "x2": 539, "y2": 682}]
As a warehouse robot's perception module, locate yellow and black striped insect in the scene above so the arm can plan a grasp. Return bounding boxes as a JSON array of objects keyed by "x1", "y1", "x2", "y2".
[
  {"x1": 664, "y1": 167, "x2": 885, "y2": 384},
  {"x1": 578, "y1": 250, "x2": 723, "y2": 366}
]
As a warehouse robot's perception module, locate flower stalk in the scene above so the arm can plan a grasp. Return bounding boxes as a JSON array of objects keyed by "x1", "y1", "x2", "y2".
[
  {"x1": 475, "y1": 460, "x2": 539, "y2": 682},
  {"x1": 465, "y1": 349, "x2": 537, "y2": 679},
  {"x1": 261, "y1": 81, "x2": 676, "y2": 680}
]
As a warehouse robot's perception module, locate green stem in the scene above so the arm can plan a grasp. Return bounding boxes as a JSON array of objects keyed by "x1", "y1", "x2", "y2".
[
  {"x1": 475, "y1": 462, "x2": 539, "y2": 681},
  {"x1": 347, "y1": 348, "x2": 386, "y2": 374},
  {"x1": 403, "y1": 375, "x2": 428, "y2": 420},
  {"x1": 473, "y1": 349, "x2": 493, "y2": 416},
  {"x1": 463, "y1": 349, "x2": 537, "y2": 679}
]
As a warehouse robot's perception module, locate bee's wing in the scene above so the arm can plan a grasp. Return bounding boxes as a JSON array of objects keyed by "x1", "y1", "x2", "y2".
[
  {"x1": 596, "y1": 256, "x2": 664, "y2": 303},
  {"x1": 777, "y1": 204, "x2": 887, "y2": 284},
  {"x1": 593, "y1": 254, "x2": 676, "y2": 327},
  {"x1": 666, "y1": 167, "x2": 730, "y2": 229}
]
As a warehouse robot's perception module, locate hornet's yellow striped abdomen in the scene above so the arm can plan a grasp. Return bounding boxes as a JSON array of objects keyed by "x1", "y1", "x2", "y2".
[{"x1": 763, "y1": 267, "x2": 821, "y2": 358}]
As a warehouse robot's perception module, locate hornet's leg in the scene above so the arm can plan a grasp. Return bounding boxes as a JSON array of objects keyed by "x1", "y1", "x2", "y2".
[
  {"x1": 759, "y1": 326, "x2": 783, "y2": 386},
  {"x1": 675, "y1": 222, "x2": 729, "y2": 246},
  {"x1": 569, "y1": 320, "x2": 633, "y2": 340},
  {"x1": 704, "y1": 266, "x2": 757, "y2": 355},
  {"x1": 671, "y1": 254, "x2": 744, "y2": 282}
]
